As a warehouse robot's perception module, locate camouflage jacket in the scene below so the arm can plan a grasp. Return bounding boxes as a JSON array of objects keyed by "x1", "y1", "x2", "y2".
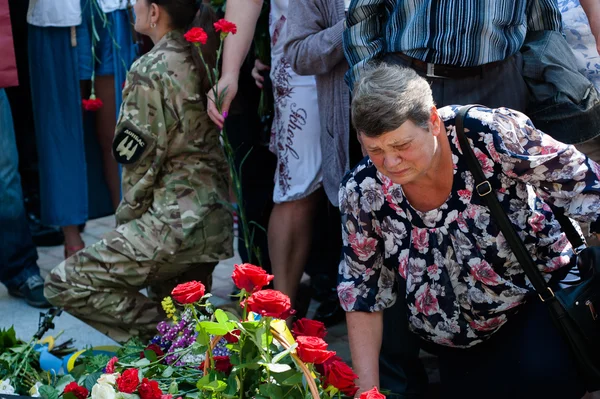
[{"x1": 111, "y1": 30, "x2": 233, "y2": 264}]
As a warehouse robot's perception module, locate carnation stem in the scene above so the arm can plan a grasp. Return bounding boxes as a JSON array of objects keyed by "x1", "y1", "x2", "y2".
[{"x1": 89, "y1": 0, "x2": 98, "y2": 98}]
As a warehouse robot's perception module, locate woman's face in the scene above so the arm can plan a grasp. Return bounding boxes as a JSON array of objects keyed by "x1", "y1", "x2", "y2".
[
  {"x1": 360, "y1": 110, "x2": 442, "y2": 185},
  {"x1": 133, "y1": 0, "x2": 155, "y2": 35}
]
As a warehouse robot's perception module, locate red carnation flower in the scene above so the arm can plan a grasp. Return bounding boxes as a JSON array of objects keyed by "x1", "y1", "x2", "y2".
[
  {"x1": 171, "y1": 281, "x2": 205, "y2": 304},
  {"x1": 213, "y1": 19, "x2": 237, "y2": 35},
  {"x1": 231, "y1": 263, "x2": 274, "y2": 293},
  {"x1": 82, "y1": 97, "x2": 103, "y2": 111},
  {"x1": 64, "y1": 382, "x2": 89, "y2": 399},
  {"x1": 245, "y1": 289, "x2": 295, "y2": 319},
  {"x1": 296, "y1": 336, "x2": 336, "y2": 365},
  {"x1": 139, "y1": 378, "x2": 162, "y2": 399},
  {"x1": 292, "y1": 318, "x2": 327, "y2": 339},
  {"x1": 105, "y1": 356, "x2": 118, "y2": 373},
  {"x1": 116, "y1": 368, "x2": 140, "y2": 393},
  {"x1": 183, "y1": 27, "x2": 208, "y2": 45}
]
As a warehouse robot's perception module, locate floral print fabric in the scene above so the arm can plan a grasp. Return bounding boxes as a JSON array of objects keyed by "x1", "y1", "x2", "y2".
[
  {"x1": 560, "y1": 0, "x2": 600, "y2": 90},
  {"x1": 338, "y1": 106, "x2": 600, "y2": 347}
]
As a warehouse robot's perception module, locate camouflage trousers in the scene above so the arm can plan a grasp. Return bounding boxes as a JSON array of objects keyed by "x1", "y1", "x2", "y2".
[{"x1": 44, "y1": 231, "x2": 217, "y2": 344}]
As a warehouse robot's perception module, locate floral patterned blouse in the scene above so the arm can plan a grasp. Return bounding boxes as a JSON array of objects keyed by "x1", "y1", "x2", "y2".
[{"x1": 338, "y1": 106, "x2": 600, "y2": 348}]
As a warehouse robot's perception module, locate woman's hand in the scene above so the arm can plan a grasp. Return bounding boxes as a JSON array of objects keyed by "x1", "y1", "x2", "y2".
[
  {"x1": 346, "y1": 311, "x2": 383, "y2": 395},
  {"x1": 251, "y1": 59, "x2": 270, "y2": 89},
  {"x1": 207, "y1": 74, "x2": 239, "y2": 129}
]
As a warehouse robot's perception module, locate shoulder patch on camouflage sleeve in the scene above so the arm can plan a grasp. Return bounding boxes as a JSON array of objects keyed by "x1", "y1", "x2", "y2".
[{"x1": 112, "y1": 128, "x2": 147, "y2": 164}]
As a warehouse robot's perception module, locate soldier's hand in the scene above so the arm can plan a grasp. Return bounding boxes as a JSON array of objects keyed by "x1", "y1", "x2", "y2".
[
  {"x1": 207, "y1": 74, "x2": 239, "y2": 129},
  {"x1": 251, "y1": 59, "x2": 270, "y2": 89}
]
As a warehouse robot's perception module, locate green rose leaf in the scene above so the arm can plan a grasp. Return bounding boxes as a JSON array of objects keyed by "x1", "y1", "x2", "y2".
[
  {"x1": 55, "y1": 375, "x2": 76, "y2": 393},
  {"x1": 161, "y1": 366, "x2": 174, "y2": 378},
  {"x1": 143, "y1": 350, "x2": 158, "y2": 362},
  {"x1": 133, "y1": 358, "x2": 151, "y2": 367},
  {"x1": 199, "y1": 321, "x2": 230, "y2": 336},
  {"x1": 205, "y1": 380, "x2": 227, "y2": 392},
  {"x1": 83, "y1": 371, "x2": 103, "y2": 391},
  {"x1": 223, "y1": 374, "x2": 238, "y2": 397},
  {"x1": 196, "y1": 374, "x2": 211, "y2": 390},
  {"x1": 39, "y1": 385, "x2": 59, "y2": 399},
  {"x1": 168, "y1": 380, "x2": 178, "y2": 394},
  {"x1": 214, "y1": 309, "x2": 228, "y2": 325}
]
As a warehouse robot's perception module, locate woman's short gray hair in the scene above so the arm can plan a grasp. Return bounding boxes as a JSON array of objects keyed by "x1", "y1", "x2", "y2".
[{"x1": 351, "y1": 64, "x2": 435, "y2": 137}]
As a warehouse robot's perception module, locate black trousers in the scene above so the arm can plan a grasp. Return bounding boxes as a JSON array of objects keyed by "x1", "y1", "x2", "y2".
[{"x1": 379, "y1": 52, "x2": 530, "y2": 398}]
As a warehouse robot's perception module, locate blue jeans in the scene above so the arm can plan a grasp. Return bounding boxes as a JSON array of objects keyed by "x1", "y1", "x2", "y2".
[{"x1": 0, "y1": 89, "x2": 39, "y2": 289}]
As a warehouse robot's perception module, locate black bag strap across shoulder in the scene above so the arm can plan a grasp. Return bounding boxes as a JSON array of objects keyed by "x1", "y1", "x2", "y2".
[{"x1": 454, "y1": 105, "x2": 584, "y2": 302}]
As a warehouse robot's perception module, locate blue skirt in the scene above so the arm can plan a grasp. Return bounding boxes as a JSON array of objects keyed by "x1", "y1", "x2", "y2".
[
  {"x1": 28, "y1": 11, "x2": 137, "y2": 226},
  {"x1": 77, "y1": 2, "x2": 138, "y2": 111},
  {"x1": 28, "y1": 25, "x2": 88, "y2": 227}
]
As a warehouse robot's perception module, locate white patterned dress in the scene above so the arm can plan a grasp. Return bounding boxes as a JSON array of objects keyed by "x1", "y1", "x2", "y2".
[{"x1": 269, "y1": 0, "x2": 323, "y2": 203}]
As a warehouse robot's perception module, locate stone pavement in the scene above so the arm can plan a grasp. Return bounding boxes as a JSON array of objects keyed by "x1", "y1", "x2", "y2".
[{"x1": 0, "y1": 215, "x2": 352, "y2": 362}]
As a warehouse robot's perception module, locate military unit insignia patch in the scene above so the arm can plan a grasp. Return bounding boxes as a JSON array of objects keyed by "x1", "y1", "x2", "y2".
[{"x1": 112, "y1": 128, "x2": 147, "y2": 164}]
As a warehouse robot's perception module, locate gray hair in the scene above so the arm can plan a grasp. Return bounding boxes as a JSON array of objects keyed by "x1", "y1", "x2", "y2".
[{"x1": 351, "y1": 64, "x2": 435, "y2": 137}]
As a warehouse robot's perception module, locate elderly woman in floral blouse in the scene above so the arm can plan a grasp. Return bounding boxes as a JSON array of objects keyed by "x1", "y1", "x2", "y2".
[{"x1": 339, "y1": 64, "x2": 600, "y2": 398}]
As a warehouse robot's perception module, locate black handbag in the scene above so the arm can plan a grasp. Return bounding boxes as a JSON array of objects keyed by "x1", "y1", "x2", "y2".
[
  {"x1": 455, "y1": 105, "x2": 600, "y2": 390},
  {"x1": 520, "y1": 30, "x2": 600, "y2": 145}
]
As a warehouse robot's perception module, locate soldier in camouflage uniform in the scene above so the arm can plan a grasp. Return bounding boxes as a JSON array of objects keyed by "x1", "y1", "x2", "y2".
[{"x1": 44, "y1": 0, "x2": 232, "y2": 343}]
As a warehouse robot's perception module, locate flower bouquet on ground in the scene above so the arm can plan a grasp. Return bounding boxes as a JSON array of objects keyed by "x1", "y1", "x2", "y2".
[
  {"x1": 0, "y1": 323, "x2": 76, "y2": 396},
  {"x1": 32, "y1": 263, "x2": 364, "y2": 399}
]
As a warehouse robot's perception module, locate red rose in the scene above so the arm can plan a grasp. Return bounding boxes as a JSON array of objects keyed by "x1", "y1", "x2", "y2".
[
  {"x1": 296, "y1": 336, "x2": 336, "y2": 364},
  {"x1": 292, "y1": 318, "x2": 327, "y2": 339},
  {"x1": 202, "y1": 356, "x2": 233, "y2": 375},
  {"x1": 231, "y1": 263, "x2": 274, "y2": 293},
  {"x1": 64, "y1": 382, "x2": 89, "y2": 399},
  {"x1": 105, "y1": 356, "x2": 118, "y2": 373},
  {"x1": 116, "y1": 368, "x2": 140, "y2": 393},
  {"x1": 245, "y1": 289, "x2": 294, "y2": 319},
  {"x1": 141, "y1": 344, "x2": 164, "y2": 359},
  {"x1": 322, "y1": 357, "x2": 358, "y2": 397},
  {"x1": 171, "y1": 281, "x2": 205, "y2": 304},
  {"x1": 359, "y1": 387, "x2": 386, "y2": 399},
  {"x1": 82, "y1": 97, "x2": 103, "y2": 111},
  {"x1": 213, "y1": 19, "x2": 237, "y2": 35},
  {"x1": 224, "y1": 329, "x2": 240, "y2": 343},
  {"x1": 138, "y1": 378, "x2": 162, "y2": 399},
  {"x1": 183, "y1": 27, "x2": 208, "y2": 44}
]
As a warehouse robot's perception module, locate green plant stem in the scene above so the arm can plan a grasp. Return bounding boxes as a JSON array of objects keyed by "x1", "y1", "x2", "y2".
[
  {"x1": 265, "y1": 317, "x2": 272, "y2": 384},
  {"x1": 13, "y1": 338, "x2": 37, "y2": 384},
  {"x1": 89, "y1": 0, "x2": 98, "y2": 98}
]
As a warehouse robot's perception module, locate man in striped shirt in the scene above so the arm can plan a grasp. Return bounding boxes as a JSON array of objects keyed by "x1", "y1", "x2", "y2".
[
  {"x1": 343, "y1": 1, "x2": 565, "y2": 397},
  {"x1": 344, "y1": 0, "x2": 562, "y2": 92}
]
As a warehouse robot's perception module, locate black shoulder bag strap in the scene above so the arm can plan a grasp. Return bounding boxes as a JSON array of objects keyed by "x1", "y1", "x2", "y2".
[{"x1": 454, "y1": 105, "x2": 580, "y2": 302}]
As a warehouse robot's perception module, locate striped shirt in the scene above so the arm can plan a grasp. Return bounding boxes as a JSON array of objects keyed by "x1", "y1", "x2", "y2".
[{"x1": 343, "y1": 0, "x2": 563, "y2": 89}]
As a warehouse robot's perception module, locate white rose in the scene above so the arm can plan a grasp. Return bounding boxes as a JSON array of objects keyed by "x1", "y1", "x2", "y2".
[
  {"x1": 30, "y1": 381, "x2": 43, "y2": 397},
  {"x1": 92, "y1": 383, "x2": 117, "y2": 399},
  {"x1": 0, "y1": 379, "x2": 16, "y2": 395},
  {"x1": 97, "y1": 373, "x2": 120, "y2": 386}
]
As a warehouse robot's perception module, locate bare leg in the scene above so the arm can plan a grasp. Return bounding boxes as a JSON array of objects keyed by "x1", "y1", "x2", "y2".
[
  {"x1": 93, "y1": 75, "x2": 120, "y2": 210},
  {"x1": 63, "y1": 225, "x2": 85, "y2": 258},
  {"x1": 268, "y1": 190, "x2": 321, "y2": 309}
]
